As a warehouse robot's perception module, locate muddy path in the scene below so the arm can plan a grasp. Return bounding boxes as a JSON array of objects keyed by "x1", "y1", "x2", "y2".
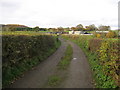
[{"x1": 8, "y1": 38, "x2": 93, "y2": 88}]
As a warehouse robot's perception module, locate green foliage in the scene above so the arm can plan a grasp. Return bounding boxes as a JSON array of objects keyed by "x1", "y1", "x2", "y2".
[
  {"x1": 87, "y1": 53, "x2": 117, "y2": 88},
  {"x1": 57, "y1": 27, "x2": 64, "y2": 32},
  {"x1": 62, "y1": 35, "x2": 119, "y2": 88},
  {"x1": 106, "y1": 31, "x2": 117, "y2": 38},
  {"x1": 33, "y1": 26, "x2": 40, "y2": 32},
  {"x1": 46, "y1": 45, "x2": 72, "y2": 87},
  {"x1": 96, "y1": 34, "x2": 101, "y2": 38},
  {"x1": 85, "y1": 24, "x2": 98, "y2": 31},
  {"x1": 88, "y1": 38, "x2": 103, "y2": 52},
  {"x1": 98, "y1": 40, "x2": 119, "y2": 86},
  {"x1": 2, "y1": 24, "x2": 48, "y2": 31},
  {"x1": 98, "y1": 25, "x2": 111, "y2": 31},
  {"x1": 76, "y1": 24, "x2": 84, "y2": 31},
  {"x1": 48, "y1": 75, "x2": 62, "y2": 86},
  {"x1": 2, "y1": 31, "x2": 55, "y2": 36},
  {"x1": 2, "y1": 35, "x2": 61, "y2": 87},
  {"x1": 58, "y1": 45, "x2": 73, "y2": 69},
  {"x1": 94, "y1": 32, "x2": 106, "y2": 38},
  {"x1": 2, "y1": 24, "x2": 29, "y2": 31}
]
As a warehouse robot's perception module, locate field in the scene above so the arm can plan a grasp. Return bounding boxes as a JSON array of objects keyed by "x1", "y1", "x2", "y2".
[
  {"x1": 2, "y1": 31, "x2": 51, "y2": 36},
  {"x1": 2, "y1": 31, "x2": 61, "y2": 87},
  {"x1": 62, "y1": 35, "x2": 120, "y2": 88},
  {"x1": 1, "y1": 31, "x2": 69, "y2": 36}
]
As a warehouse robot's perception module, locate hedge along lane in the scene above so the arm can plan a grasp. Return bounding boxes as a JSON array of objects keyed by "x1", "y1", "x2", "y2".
[
  {"x1": 7, "y1": 38, "x2": 68, "y2": 88},
  {"x1": 2, "y1": 35, "x2": 61, "y2": 88},
  {"x1": 62, "y1": 35, "x2": 119, "y2": 88}
]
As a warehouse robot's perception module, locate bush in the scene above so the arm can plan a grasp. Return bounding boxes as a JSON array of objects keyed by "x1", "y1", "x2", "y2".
[
  {"x1": 106, "y1": 31, "x2": 117, "y2": 38},
  {"x1": 2, "y1": 35, "x2": 61, "y2": 87},
  {"x1": 88, "y1": 38, "x2": 103, "y2": 52},
  {"x1": 96, "y1": 34, "x2": 101, "y2": 38},
  {"x1": 98, "y1": 40, "x2": 120, "y2": 86}
]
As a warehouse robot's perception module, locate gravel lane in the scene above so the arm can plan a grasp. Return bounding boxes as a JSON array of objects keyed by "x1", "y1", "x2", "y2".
[{"x1": 58, "y1": 41, "x2": 93, "y2": 88}]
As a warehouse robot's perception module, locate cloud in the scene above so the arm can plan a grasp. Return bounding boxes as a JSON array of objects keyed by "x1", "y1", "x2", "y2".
[
  {"x1": 0, "y1": 0, "x2": 23, "y2": 19},
  {"x1": 0, "y1": 0, "x2": 119, "y2": 29}
]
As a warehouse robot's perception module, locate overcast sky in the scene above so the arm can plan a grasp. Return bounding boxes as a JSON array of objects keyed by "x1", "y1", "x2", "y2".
[{"x1": 0, "y1": 0, "x2": 119, "y2": 29}]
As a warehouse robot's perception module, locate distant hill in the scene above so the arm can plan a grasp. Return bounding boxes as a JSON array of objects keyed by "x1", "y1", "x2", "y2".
[
  {"x1": 2, "y1": 24, "x2": 28, "y2": 28},
  {"x1": 1, "y1": 24, "x2": 29, "y2": 31}
]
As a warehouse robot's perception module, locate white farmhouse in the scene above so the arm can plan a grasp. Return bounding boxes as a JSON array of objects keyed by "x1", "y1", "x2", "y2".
[
  {"x1": 69, "y1": 31, "x2": 84, "y2": 35},
  {"x1": 69, "y1": 30, "x2": 74, "y2": 34},
  {"x1": 74, "y1": 31, "x2": 82, "y2": 35},
  {"x1": 95, "y1": 31, "x2": 109, "y2": 33}
]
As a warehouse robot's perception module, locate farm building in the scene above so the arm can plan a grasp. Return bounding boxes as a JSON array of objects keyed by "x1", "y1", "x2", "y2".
[
  {"x1": 69, "y1": 30, "x2": 92, "y2": 35},
  {"x1": 69, "y1": 30, "x2": 74, "y2": 34},
  {"x1": 74, "y1": 31, "x2": 83, "y2": 35},
  {"x1": 95, "y1": 31, "x2": 109, "y2": 33},
  {"x1": 69, "y1": 31, "x2": 84, "y2": 35}
]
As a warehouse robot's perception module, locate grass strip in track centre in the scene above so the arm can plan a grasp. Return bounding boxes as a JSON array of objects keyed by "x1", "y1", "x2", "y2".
[
  {"x1": 47, "y1": 44, "x2": 73, "y2": 87},
  {"x1": 58, "y1": 44, "x2": 73, "y2": 70},
  {"x1": 48, "y1": 75, "x2": 62, "y2": 86}
]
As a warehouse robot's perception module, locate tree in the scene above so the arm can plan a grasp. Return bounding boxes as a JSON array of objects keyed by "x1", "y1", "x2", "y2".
[
  {"x1": 52, "y1": 28, "x2": 57, "y2": 32},
  {"x1": 39, "y1": 28, "x2": 47, "y2": 31},
  {"x1": 64, "y1": 27, "x2": 70, "y2": 32},
  {"x1": 57, "y1": 27, "x2": 64, "y2": 32},
  {"x1": 48, "y1": 28, "x2": 53, "y2": 32},
  {"x1": 85, "y1": 24, "x2": 97, "y2": 31},
  {"x1": 76, "y1": 24, "x2": 84, "y2": 31},
  {"x1": 98, "y1": 25, "x2": 111, "y2": 31},
  {"x1": 9, "y1": 27, "x2": 16, "y2": 31},
  {"x1": 33, "y1": 26, "x2": 40, "y2": 32},
  {"x1": 71, "y1": 27, "x2": 76, "y2": 31}
]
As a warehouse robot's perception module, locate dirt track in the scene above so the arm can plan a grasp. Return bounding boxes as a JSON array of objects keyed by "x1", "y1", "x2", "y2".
[
  {"x1": 58, "y1": 41, "x2": 93, "y2": 88},
  {"x1": 9, "y1": 38, "x2": 93, "y2": 88}
]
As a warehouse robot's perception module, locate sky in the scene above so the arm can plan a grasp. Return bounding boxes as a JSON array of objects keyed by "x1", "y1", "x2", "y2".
[{"x1": 0, "y1": 0, "x2": 119, "y2": 29}]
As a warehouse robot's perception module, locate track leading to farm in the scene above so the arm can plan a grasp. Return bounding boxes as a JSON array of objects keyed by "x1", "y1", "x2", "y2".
[
  {"x1": 9, "y1": 38, "x2": 93, "y2": 88},
  {"x1": 58, "y1": 40, "x2": 93, "y2": 88}
]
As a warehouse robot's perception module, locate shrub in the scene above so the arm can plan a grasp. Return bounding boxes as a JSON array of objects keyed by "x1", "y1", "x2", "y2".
[
  {"x1": 96, "y1": 34, "x2": 101, "y2": 38},
  {"x1": 88, "y1": 38, "x2": 103, "y2": 52},
  {"x1": 106, "y1": 31, "x2": 117, "y2": 38},
  {"x1": 98, "y1": 40, "x2": 120, "y2": 86}
]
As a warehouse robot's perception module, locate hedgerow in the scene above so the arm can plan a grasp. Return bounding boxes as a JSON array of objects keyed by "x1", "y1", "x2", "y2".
[
  {"x1": 2, "y1": 35, "x2": 61, "y2": 87},
  {"x1": 62, "y1": 35, "x2": 119, "y2": 88}
]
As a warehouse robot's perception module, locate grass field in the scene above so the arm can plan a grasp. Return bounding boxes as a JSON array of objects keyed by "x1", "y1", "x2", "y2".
[{"x1": 2, "y1": 31, "x2": 51, "y2": 36}]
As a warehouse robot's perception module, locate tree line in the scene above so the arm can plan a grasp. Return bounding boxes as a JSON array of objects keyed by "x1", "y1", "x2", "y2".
[{"x1": 1, "y1": 24, "x2": 111, "y2": 32}]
